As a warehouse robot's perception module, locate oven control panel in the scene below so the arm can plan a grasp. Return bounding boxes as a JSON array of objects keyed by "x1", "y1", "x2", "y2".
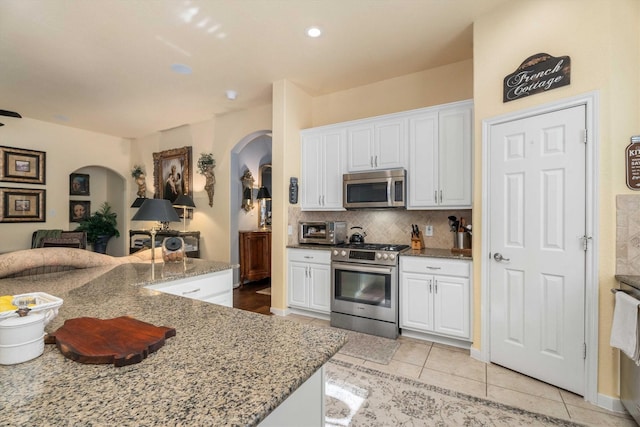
[{"x1": 332, "y1": 249, "x2": 400, "y2": 266}]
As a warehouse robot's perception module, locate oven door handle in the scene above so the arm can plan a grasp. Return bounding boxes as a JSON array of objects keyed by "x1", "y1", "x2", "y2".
[{"x1": 332, "y1": 262, "x2": 394, "y2": 274}]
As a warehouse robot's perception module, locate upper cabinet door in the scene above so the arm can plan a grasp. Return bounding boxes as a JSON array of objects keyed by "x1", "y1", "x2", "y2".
[
  {"x1": 301, "y1": 133, "x2": 323, "y2": 209},
  {"x1": 407, "y1": 111, "x2": 438, "y2": 208},
  {"x1": 438, "y1": 104, "x2": 472, "y2": 207},
  {"x1": 374, "y1": 117, "x2": 406, "y2": 170},
  {"x1": 322, "y1": 129, "x2": 346, "y2": 209},
  {"x1": 347, "y1": 124, "x2": 374, "y2": 171}
]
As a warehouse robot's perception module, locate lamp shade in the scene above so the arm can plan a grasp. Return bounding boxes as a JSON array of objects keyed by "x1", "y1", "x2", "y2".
[
  {"x1": 257, "y1": 186, "x2": 271, "y2": 200},
  {"x1": 130, "y1": 197, "x2": 147, "y2": 208},
  {"x1": 172, "y1": 194, "x2": 196, "y2": 208},
  {"x1": 131, "y1": 199, "x2": 181, "y2": 222}
]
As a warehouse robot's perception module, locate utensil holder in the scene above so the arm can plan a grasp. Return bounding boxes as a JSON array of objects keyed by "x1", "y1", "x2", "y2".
[
  {"x1": 411, "y1": 232, "x2": 424, "y2": 250},
  {"x1": 453, "y1": 231, "x2": 471, "y2": 250}
]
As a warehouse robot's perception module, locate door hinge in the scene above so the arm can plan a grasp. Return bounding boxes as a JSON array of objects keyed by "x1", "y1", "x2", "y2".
[
  {"x1": 583, "y1": 129, "x2": 588, "y2": 144},
  {"x1": 583, "y1": 343, "x2": 587, "y2": 359},
  {"x1": 581, "y1": 235, "x2": 592, "y2": 251}
]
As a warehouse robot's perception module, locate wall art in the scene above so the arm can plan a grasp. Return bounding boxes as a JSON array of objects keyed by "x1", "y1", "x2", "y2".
[
  {"x1": 153, "y1": 146, "x2": 193, "y2": 218},
  {"x1": 69, "y1": 200, "x2": 91, "y2": 222},
  {"x1": 0, "y1": 187, "x2": 46, "y2": 223},
  {"x1": 503, "y1": 53, "x2": 571, "y2": 103},
  {"x1": 0, "y1": 146, "x2": 46, "y2": 184},
  {"x1": 69, "y1": 173, "x2": 90, "y2": 196}
]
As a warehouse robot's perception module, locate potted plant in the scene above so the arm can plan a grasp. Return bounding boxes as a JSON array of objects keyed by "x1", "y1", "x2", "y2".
[{"x1": 75, "y1": 202, "x2": 120, "y2": 253}]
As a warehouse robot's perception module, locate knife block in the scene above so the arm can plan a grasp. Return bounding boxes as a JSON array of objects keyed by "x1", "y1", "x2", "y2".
[{"x1": 411, "y1": 233, "x2": 423, "y2": 250}]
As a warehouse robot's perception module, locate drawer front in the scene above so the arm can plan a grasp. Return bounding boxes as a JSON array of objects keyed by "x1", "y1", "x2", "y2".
[
  {"x1": 287, "y1": 248, "x2": 330, "y2": 264},
  {"x1": 146, "y1": 269, "x2": 232, "y2": 302},
  {"x1": 401, "y1": 257, "x2": 470, "y2": 277}
]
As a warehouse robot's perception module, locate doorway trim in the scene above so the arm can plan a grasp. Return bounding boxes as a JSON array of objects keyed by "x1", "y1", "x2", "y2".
[{"x1": 479, "y1": 92, "x2": 599, "y2": 404}]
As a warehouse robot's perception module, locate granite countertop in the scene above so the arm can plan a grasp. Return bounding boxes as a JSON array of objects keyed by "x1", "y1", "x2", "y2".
[
  {"x1": 286, "y1": 244, "x2": 332, "y2": 251},
  {"x1": 615, "y1": 274, "x2": 640, "y2": 290},
  {"x1": 401, "y1": 247, "x2": 473, "y2": 260},
  {"x1": 0, "y1": 259, "x2": 346, "y2": 426}
]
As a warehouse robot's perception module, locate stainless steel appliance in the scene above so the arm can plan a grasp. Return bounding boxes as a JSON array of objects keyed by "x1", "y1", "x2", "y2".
[
  {"x1": 330, "y1": 242, "x2": 409, "y2": 339},
  {"x1": 618, "y1": 281, "x2": 640, "y2": 425},
  {"x1": 343, "y1": 168, "x2": 406, "y2": 209},
  {"x1": 299, "y1": 221, "x2": 347, "y2": 245}
]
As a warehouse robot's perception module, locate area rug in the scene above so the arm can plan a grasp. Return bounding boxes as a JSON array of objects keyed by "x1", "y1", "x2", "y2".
[
  {"x1": 256, "y1": 287, "x2": 271, "y2": 296},
  {"x1": 337, "y1": 330, "x2": 400, "y2": 365},
  {"x1": 325, "y1": 359, "x2": 584, "y2": 427}
]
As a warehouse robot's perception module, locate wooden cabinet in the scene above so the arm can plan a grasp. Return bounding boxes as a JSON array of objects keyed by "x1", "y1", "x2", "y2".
[
  {"x1": 239, "y1": 231, "x2": 271, "y2": 284},
  {"x1": 400, "y1": 256, "x2": 472, "y2": 342},
  {"x1": 145, "y1": 269, "x2": 233, "y2": 307},
  {"x1": 129, "y1": 230, "x2": 200, "y2": 258},
  {"x1": 407, "y1": 100, "x2": 473, "y2": 209},
  {"x1": 347, "y1": 116, "x2": 406, "y2": 172},
  {"x1": 287, "y1": 248, "x2": 331, "y2": 314},
  {"x1": 300, "y1": 127, "x2": 346, "y2": 210}
]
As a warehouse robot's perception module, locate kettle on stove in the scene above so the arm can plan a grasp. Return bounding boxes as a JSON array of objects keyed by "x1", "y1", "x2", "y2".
[{"x1": 349, "y1": 226, "x2": 367, "y2": 244}]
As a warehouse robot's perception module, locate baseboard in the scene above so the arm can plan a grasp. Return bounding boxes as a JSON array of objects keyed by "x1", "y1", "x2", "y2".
[
  {"x1": 270, "y1": 307, "x2": 288, "y2": 316},
  {"x1": 597, "y1": 393, "x2": 627, "y2": 414},
  {"x1": 400, "y1": 329, "x2": 472, "y2": 350},
  {"x1": 470, "y1": 347, "x2": 488, "y2": 363}
]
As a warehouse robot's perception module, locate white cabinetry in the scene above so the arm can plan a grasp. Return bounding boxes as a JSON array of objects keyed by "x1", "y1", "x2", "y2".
[
  {"x1": 407, "y1": 100, "x2": 472, "y2": 209},
  {"x1": 145, "y1": 268, "x2": 233, "y2": 307},
  {"x1": 347, "y1": 117, "x2": 406, "y2": 172},
  {"x1": 300, "y1": 127, "x2": 346, "y2": 210},
  {"x1": 400, "y1": 256, "x2": 471, "y2": 342},
  {"x1": 287, "y1": 249, "x2": 331, "y2": 314}
]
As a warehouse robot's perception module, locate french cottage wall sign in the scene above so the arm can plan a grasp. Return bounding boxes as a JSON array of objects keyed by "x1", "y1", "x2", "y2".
[
  {"x1": 503, "y1": 53, "x2": 571, "y2": 102},
  {"x1": 626, "y1": 136, "x2": 640, "y2": 190}
]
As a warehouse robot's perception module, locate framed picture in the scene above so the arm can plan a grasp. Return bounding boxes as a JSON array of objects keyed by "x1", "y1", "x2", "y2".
[
  {"x1": 0, "y1": 146, "x2": 46, "y2": 184},
  {"x1": 69, "y1": 173, "x2": 90, "y2": 195},
  {"x1": 69, "y1": 200, "x2": 90, "y2": 222},
  {"x1": 0, "y1": 187, "x2": 46, "y2": 223},
  {"x1": 153, "y1": 146, "x2": 193, "y2": 216}
]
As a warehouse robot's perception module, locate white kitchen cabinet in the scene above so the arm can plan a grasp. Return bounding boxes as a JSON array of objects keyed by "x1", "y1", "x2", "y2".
[
  {"x1": 400, "y1": 256, "x2": 471, "y2": 341},
  {"x1": 145, "y1": 268, "x2": 233, "y2": 307},
  {"x1": 347, "y1": 117, "x2": 406, "y2": 172},
  {"x1": 407, "y1": 100, "x2": 472, "y2": 209},
  {"x1": 287, "y1": 249, "x2": 331, "y2": 314},
  {"x1": 300, "y1": 127, "x2": 346, "y2": 210}
]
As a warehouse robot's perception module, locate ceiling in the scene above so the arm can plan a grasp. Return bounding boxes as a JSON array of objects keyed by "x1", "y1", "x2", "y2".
[{"x1": 0, "y1": 0, "x2": 509, "y2": 139}]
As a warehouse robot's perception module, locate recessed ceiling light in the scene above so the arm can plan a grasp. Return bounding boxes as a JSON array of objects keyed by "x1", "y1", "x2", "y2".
[
  {"x1": 171, "y1": 63, "x2": 192, "y2": 74},
  {"x1": 306, "y1": 27, "x2": 322, "y2": 38},
  {"x1": 226, "y1": 90, "x2": 237, "y2": 100}
]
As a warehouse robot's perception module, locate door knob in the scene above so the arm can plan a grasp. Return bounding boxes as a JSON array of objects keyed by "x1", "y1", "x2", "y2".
[{"x1": 493, "y1": 253, "x2": 510, "y2": 262}]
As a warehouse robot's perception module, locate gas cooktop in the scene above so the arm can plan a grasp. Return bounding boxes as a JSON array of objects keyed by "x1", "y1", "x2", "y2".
[{"x1": 333, "y1": 243, "x2": 410, "y2": 252}]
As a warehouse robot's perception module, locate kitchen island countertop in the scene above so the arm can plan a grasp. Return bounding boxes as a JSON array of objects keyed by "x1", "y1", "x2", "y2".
[{"x1": 0, "y1": 259, "x2": 346, "y2": 426}]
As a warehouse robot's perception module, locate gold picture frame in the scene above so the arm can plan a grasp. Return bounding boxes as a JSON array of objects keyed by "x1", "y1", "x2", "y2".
[
  {"x1": 153, "y1": 146, "x2": 193, "y2": 217},
  {"x1": 0, "y1": 187, "x2": 46, "y2": 223},
  {"x1": 0, "y1": 146, "x2": 46, "y2": 184}
]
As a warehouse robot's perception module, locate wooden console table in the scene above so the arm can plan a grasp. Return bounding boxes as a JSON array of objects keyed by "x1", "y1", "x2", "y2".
[
  {"x1": 239, "y1": 231, "x2": 271, "y2": 285},
  {"x1": 130, "y1": 230, "x2": 200, "y2": 258}
]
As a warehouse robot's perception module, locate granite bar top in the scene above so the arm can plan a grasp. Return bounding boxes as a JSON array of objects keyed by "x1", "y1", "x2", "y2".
[
  {"x1": 615, "y1": 275, "x2": 640, "y2": 291},
  {"x1": 401, "y1": 247, "x2": 473, "y2": 260},
  {"x1": 0, "y1": 259, "x2": 347, "y2": 426}
]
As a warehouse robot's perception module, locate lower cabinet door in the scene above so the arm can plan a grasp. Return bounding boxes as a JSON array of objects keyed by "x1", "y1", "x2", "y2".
[
  {"x1": 289, "y1": 261, "x2": 309, "y2": 308},
  {"x1": 309, "y1": 263, "x2": 331, "y2": 313},
  {"x1": 433, "y1": 276, "x2": 470, "y2": 339},
  {"x1": 400, "y1": 272, "x2": 434, "y2": 332}
]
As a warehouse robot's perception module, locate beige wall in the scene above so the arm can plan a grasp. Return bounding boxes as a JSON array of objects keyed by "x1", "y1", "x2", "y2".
[
  {"x1": 0, "y1": 118, "x2": 131, "y2": 254},
  {"x1": 473, "y1": 0, "x2": 640, "y2": 398}
]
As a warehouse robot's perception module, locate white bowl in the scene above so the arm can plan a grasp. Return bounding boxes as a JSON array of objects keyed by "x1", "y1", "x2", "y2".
[
  {"x1": 0, "y1": 334, "x2": 45, "y2": 365},
  {"x1": 0, "y1": 311, "x2": 45, "y2": 346}
]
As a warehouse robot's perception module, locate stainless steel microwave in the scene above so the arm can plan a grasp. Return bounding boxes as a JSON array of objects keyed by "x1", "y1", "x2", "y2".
[
  {"x1": 343, "y1": 168, "x2": 406, "y2": 209},
  {"x1": 299, "y1": 221, "x2": 347, "y2": 245}
]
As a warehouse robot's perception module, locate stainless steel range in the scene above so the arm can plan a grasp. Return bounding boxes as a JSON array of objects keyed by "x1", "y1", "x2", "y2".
[{"x1": 330, "y1": 243, "x2": 409, "y2": 339}]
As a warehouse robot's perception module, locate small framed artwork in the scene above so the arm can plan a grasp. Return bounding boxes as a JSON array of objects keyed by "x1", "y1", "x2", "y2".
[
  {"x1": 153, "y1": 146, "x2": 193, "y2": 218},
  {"x1": 69, "y1": 173, "x2": 90, "y2": 195},
  {"x1": 69, "y1": 200, "x2": 91, "y2": 222},
  {"x1": 0, "y1": 146, "x2": 46, "y2": 184},
  {"x1": 0, "y1": 187, "x2": 46, "y2": 223}
]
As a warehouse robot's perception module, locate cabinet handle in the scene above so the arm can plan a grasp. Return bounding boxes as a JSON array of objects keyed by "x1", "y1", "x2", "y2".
[
  {"x1": 434, "y1": 280, "x2": 438, "y2": 294},
  {"x1": 375, "y1": 155, "x2": 378, "y2": 167},
  {"x1": 426, "y1": 266, "x2": 441, "y2": 270},
  {"x1": 304, "y1": 256, "x2": 313, "y2": 259},
  {"x1": 318, "y1": 196, "x2": 322, "y2": 205},
  {"x1": 322, "y1": 195, "x2": 325, "y2": 206},
  {"x1": 434, "y1": 191, "x2": 437, "y2": 203},
  {"x1": 182, "y1": 288, "x2": 201, "y2": 295},
  {"x1": 439, "y1": 190, "x2": 443, "y2": 203},
  {"x1": 370, "y1": 156, "x2": 374, "y2": 168},
  {"x1": 429, "y1": 279, "x2": 432, "y2": 293}
]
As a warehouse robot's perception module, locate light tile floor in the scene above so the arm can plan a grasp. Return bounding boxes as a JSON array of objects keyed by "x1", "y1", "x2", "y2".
[{"x1": 285, "y1": 313, "x2": 637, "y2": 427}]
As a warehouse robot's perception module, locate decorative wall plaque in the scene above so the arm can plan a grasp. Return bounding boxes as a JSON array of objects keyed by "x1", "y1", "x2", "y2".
[
  {"x1": 626, "y1": 136, "x2": 640, "y2": 190},
  {"x1": 503, "y1": 53, "x2": 571, "y2": 102}
]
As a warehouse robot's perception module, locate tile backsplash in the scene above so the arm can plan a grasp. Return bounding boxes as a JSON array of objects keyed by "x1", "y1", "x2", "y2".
[
  {"x1": 288, "y1": 207, "x2": 472, "y2": 250},
  {"x1": 617, "y1": 194, "x2": 640, "y2": 275}
]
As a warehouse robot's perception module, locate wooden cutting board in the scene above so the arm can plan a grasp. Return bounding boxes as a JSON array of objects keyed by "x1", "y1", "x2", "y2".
[{"x1": 45, "y1": 316, "x2": 176, "y2": 367}]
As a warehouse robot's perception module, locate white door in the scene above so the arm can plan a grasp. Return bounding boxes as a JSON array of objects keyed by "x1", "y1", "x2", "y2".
[{"x1": 489, "y1": 105, "x2": 586, "y2": 395}]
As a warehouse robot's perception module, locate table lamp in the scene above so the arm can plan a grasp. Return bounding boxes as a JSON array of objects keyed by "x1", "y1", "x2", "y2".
[
  {"x1": 131, "y1": 199, "x2": 181, "y2": 273},
  {"x1": 130, "y1": 197, "x2": 147, "y2": 208},
  {"x1": 257, "y1": 186, "x2": 271, "y2": 230},
  {"x1": 172, "y1": 194, "x2": 196, "y2": 232}
]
